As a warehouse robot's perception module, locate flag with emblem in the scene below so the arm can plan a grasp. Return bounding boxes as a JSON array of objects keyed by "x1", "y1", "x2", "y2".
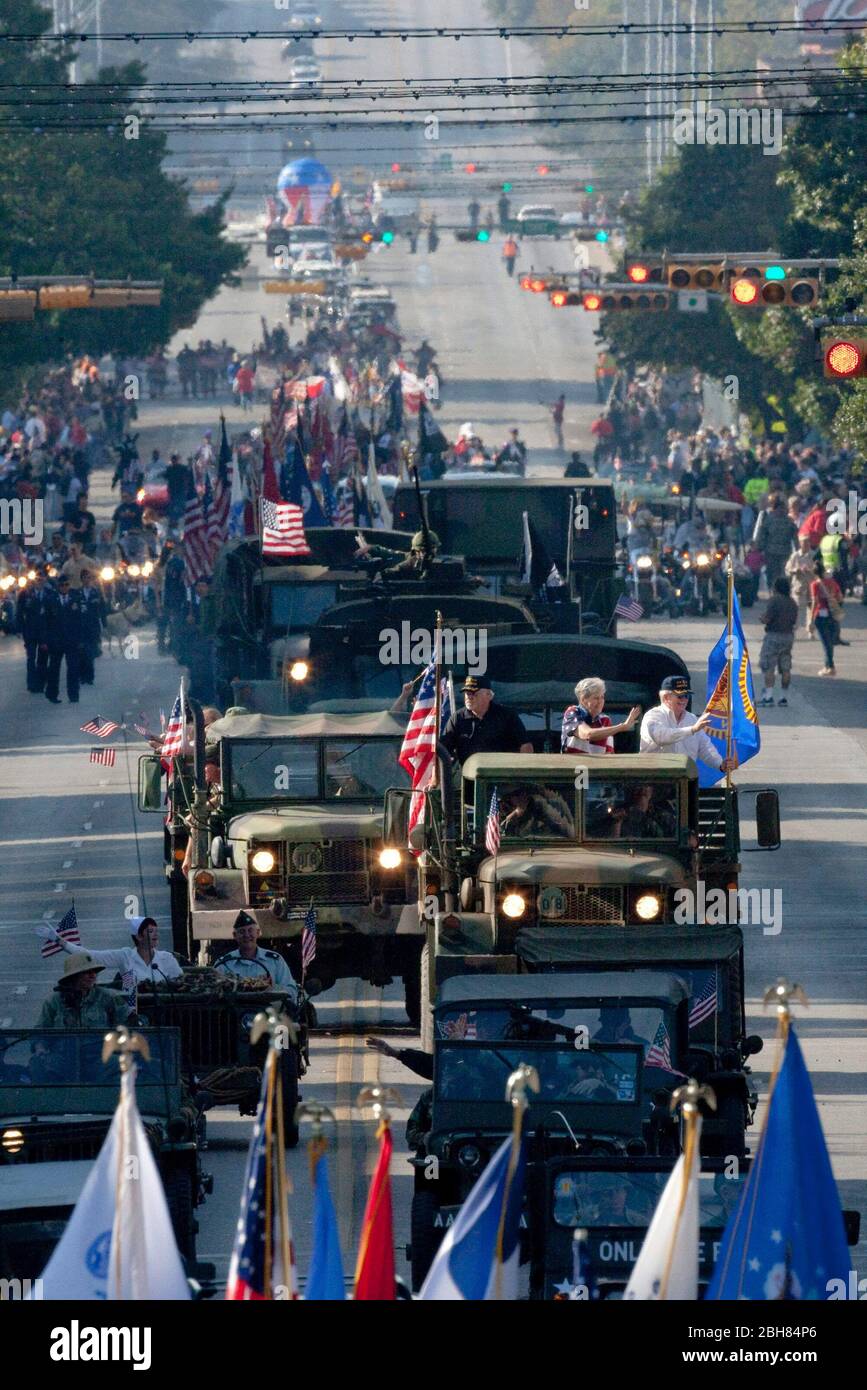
[
  {"x1": 699, "y1": 587, "x2": 760, "y2": 788},
  {"x1": 38, "y1": 903, "x2": 80, "y2": 959},
  {"x1": 284, "y1": 437, "x2": 327, "y2": 527},
  {"x1": 707, "y1": 1025, "x2": 850, "y2": 1301},
  {"x1": 260, "y1": 498, "x2": 311, "y2": 557},
  {"x1": 80, "y1": 716, "x2": 119, "y2": 739},
  {"x1": 226, "y1": 1061, "x2": 299, "y2": 1301},
  {"x1": 485, "y1": 788, "x2": 501, "y2": 856}
]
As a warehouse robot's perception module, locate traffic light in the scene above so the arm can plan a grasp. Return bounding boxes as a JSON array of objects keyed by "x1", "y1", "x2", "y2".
[
  {"x1": 537, "y1": 164, "x2": 550, "y2": 176},
  {"x1": 583, "y1": 287, "x2": 672, "y2": 311},
  {"x1": 585, "y1": 183, "x2": 594, "y2": 193},
  {"x1": 477, "y1": 229, "x2": 491, "y2": 243},
  {"x1": 520, "y1": 274, "x2": 553, "y2": 293},
  {"x1": 823, "y1": 336, "x2": 867, "y2": 379},
  {"x1": 381, "y1": 230, "x2": 395, "y2": 245},
  {"x1": 465, "y1": 162, "x2": 478, "y2": 174},
  {"x1": 627, "y1": 260, "x2": 664, "y2": 285},
  {"x1": 502, "y1": 182, "x2": 513, "y2": 192},
  {"x1": 595, "y1": 229, "x2": 609, "y2": 243},
  {"x1": 391, "y1": 163, "x2": 401, "y2": 173},
  {"x1": 550, "y1": 289, "x2": 581, "y2": 307},
  {"x1": 728, "y1": 263, "x2": 820, "y2": 308},
  {"x1": 667, "y1": 259, "x2": 726, "y2": 291}
]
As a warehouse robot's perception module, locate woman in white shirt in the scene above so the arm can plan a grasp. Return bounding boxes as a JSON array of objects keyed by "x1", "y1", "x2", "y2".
[{"x1": 41, "y1": 915, "x2": 183, "y2": 984}]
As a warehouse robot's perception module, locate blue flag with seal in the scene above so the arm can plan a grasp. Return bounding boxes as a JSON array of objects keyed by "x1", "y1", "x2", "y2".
[
  {"x1": 284, "y1": 438, "x2": 327, "y2": 527},
  {"x1": 305, "y1": 1147, "x2": 346, "y2": 1300},
  {"x1": 698, "y1": 587, "x2": 760, "y2": 787},
  {"x1": 707, "y1": 1025, "x2": 851, "y2": 1300}
]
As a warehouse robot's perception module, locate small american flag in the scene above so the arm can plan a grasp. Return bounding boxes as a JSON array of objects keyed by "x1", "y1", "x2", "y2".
[
  {"x1": 183, "y1": 488, "x2": 213, "y2": 585},
  {"x1": 80, "y1": 716, "x2": 119, "y2": 739},
  {"x1": 121, "y1": 968, "x2": 138, "y2": 1013},
  {"x1": 689, "y1": 974, "x2": 718, "y2": 1028},
  {"x1": 615, "y1": 593, "x2": 644, "y2": 622},
  {"x1": 226, "y1": 1066, "x2": 299, "y2": 1301},
  {"x1": 134, "y1": 721, "x2": 151, "y2": 739},
  {"x1": 90, "y1": 746, "x2": 116, "y2": 767},
  {"x1": 260, "y1": 498, "x2": 311, "y2": 557},
  {"x1": 334, "y1": 480, "x2": 355, "y2": 529},
  {"x1": 485, "y1": 788, "x2": 501, "y2": 856},
  {"x1": 645, "y1": 1019, "x2": 673, "y2": 1069},
  {"x1": 301, "y1": 903, "x2": 317, "y2": 974},
  {"x1": 40, "y1": 904, "x2": 80, "y2": 958},
  {"x1": 161, "y1": 684, "x2": 187, "y2": 759},
  {"x1": 399, "y1": 662, "x2": 452, "y2": 841}
]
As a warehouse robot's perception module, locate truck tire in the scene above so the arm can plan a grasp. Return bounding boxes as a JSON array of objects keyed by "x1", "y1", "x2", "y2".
[
  {"x1": 163, "y1": 1167, "x2": 195, "y2": 1262},
  {"x1": 419, "y1": 943, "x2": 433, "y2": 1054},
  {"x1": 403, "y1": 966, "x2": 422, "y2": 1028},
  {"x1": 410, "y1": 1190, "x2": 443, "y2": 1291}
]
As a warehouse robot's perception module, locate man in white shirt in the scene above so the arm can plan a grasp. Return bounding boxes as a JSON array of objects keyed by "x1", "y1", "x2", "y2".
[{"x1": 640, "y1": 674, "x2": 736, "y2": 774}]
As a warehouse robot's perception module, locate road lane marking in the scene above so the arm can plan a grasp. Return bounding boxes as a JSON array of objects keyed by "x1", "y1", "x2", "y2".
[
  {"x1": 0, "y1": 832, "x2": 162, "y2": 848},
  {"x1": 83, "y1": 822, "x2": 93, "y2": 830},
  {"x1": 53, "y1": 883, "x2": 66, "y2": 893},
  {"x1": 62, "y1": 860, "x2": 73, "y2": 868}
]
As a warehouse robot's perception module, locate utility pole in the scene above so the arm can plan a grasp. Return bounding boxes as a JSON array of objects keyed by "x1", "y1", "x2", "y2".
[
  {"x1": 707, "y1": 0, "x2": 714, "y2": 105},
  {"x1": 645, "y1": 0, "x2": 653, "y2": 183}
]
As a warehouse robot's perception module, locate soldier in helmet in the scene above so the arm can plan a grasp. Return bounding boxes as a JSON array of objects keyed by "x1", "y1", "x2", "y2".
[{"x1": 355, "y1": 529, "x2": 441, "y2": 582}]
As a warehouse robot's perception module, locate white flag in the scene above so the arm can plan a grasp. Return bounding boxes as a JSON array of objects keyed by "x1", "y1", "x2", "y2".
[
  {"x1": 623, "y1": 1120, "x2": 702, "y2": 1301},
  {"x1": 366, "y1": 443, "x2": 393, "y2": 530},
  {"x1": 37, "y1": 1066, "x2": 190, "y2": 1301}
]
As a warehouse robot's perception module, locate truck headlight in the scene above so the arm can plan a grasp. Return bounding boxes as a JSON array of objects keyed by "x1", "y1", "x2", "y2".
[
  {"x1": 379, "y1": 847, "x2": 402, "y2": 869},
  {"x1": 100, "y1": 566, "x2": 115, "y2": 581},
  {"x1": 635, "y1": 892, "x2": 662, "y2": 921},
  {"x1": 695, "y1": 553, "x2": 711, "y2": 568},
  {"x1": 289, "y1": 660, "x2": 309, "y2": 682},
  {"x1": 2, "y1": 1127, "x2": 24, "y2": 1154},
  {"x1": 502, "y1": 892, "x2": 526, "y2": 919},
  {"x1": 251, "y1": 849, "x2": 276, "y2": 874}
]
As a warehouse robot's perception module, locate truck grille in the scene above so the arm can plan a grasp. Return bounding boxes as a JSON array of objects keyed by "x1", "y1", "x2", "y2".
[
  {"x1": 284, "y1": 839, "x2": 370, "y2": 907},
  {"x1": 552, "y1": 885, "x2": 625, "y2": 926}
]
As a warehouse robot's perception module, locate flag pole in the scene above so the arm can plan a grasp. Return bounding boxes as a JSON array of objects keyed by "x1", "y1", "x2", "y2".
[
  {"x1": 657, "y1": 1079, "x2": 714, "y2": 1300},
  {"x1": 102, "y1": 1026, "x2": 151, "y2": 1300},
  {"x1": 494, "y1": 1063, "x2": 539, "y2": 1300},
  {"x1": 433, "y1": 610, "x2": 443, "y2": 793},
  {"x1": 725, "y1": 556, "x2": 734, "y2": 789}
]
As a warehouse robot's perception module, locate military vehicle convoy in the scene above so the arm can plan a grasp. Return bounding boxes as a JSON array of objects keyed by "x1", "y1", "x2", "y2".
[{"x1": 139, "y1": 710, "x2": 423, "y2": 1021}]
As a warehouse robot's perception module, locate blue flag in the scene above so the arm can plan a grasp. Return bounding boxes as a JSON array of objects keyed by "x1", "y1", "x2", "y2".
[
  {"x1": 320, "y1": 461, "x2": 336, "y2": 526},
  {"x1": 707, "y1": 1026, "x2": 851, "y2": 1300},
  {"x1": 306, "y1": 1150, "x2": 346, "y2": 1300},
  {"x1": 284, "y1": 438, "x2": 327, "y2": 527},
  {"x1": 698, "y1": 587, "x2": 760, "y2": 787},
  {"x1": 419, "y1": 1133, "x2": 527, "y2": 1300}
]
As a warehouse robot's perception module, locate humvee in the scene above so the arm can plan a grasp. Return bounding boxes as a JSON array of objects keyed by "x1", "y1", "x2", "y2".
[
  {"x1": 0, "y1": 1028, "x2": 208, "y2": 1262},
  {"x1": 139, "y1": 711, "x2": 421, "y2": 1019}
]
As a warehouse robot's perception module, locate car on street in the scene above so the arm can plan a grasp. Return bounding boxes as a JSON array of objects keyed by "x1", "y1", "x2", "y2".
[
  {"x1": 515, "y1": 204, "x2": 561, "y2": 236},
  {"x1": 288, "y1": 4, "x2": 322, "y2": 27}
]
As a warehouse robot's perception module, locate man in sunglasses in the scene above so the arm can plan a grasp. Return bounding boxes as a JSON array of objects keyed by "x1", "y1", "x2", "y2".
[{"x1": 639, "y1": 674, "x2": 736, "y2": 774}]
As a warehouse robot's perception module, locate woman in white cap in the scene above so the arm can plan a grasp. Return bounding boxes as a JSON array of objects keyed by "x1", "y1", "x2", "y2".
[{"x1": 37, "y1": 915, "x2": 183, "y2": 984}]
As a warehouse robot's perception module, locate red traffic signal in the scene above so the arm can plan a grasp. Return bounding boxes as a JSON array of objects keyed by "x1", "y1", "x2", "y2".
[
  {"x1": 551, "y1": 289, "x2": 568, "y2": 307},
  {"x1": 465, "y1": 162, "x2": 478, "y2": 174},
  {"x1": 824, "y1": 338, "x2": 867, "y2": 378},
  {"x1": 583, "y1": 292, "x2": 603, "y2": 311},
  {"x1": 628, "y1": 264, "x2": 650, "y2": 283},
  {"x1": 730, "y1": 277, "x2": 760, "y2": 306},
  {"x1": 391, "y1": 162, "x2": 401, "y2": 173}
]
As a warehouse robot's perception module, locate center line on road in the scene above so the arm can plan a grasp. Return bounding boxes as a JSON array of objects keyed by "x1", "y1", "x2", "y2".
[
  {"x1": 83, "y1": 822, "x2": 93, "y2": 830},
  {"x1": 62, "y1": 860, "x2": 73, "y2": 869},
  {"x1": 72, "y1": 841, "x2": 82, "y2": 848},
  {"x1": 53, "y1": 883, "x2": 66, "y2": 893}
]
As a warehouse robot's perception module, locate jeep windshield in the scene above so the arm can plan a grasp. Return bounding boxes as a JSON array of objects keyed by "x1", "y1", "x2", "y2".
[
  {"x1": 0, "y1": 1029, "x2": 179, "y2": 1114},
  {"x1": 435, "y1": 1004, "x2": 677, "y2": 1071},
  {"x1": 584, "y1": 779, "x2": 679, "y2": 842},
  {"x1": 436, "y1": 1041, "x2": 639, "y2": 1104},
  {"x1": 228, "y1": 738, "x2": 406, "y2": 801},
  {"x1": 551, "y1": 1168, "x2": 746, "y2": 1228}
]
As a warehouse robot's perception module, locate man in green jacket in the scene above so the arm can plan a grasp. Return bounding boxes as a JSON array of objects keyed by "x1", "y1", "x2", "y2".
[{"x1": 37, "y1": 953, "x2": 125, "y2": 1029}]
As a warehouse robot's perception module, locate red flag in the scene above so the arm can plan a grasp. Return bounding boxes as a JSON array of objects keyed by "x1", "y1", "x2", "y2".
[
  {"x1": 353, "y1": 1123, "x2": 395, "y2": 1301},
  {"x1": 262, "y1": 437, "x2": 281, "y2": 503}
]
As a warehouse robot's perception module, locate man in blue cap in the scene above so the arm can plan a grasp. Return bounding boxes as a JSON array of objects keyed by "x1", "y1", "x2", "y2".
[
  {"x1": 639, "y1": 675, "x2": 736, "y2": 773},
  {"x1": 441, "y1": 674, "x2": 533, "y2": 766}
]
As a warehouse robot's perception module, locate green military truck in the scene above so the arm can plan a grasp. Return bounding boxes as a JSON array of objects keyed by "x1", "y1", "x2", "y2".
[{"x1": 139, "y1": 711, "x2": 423, "y2": 1020}]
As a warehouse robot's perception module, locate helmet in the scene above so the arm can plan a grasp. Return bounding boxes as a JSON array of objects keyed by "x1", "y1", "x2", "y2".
[{"x1": 411, "y1": 530, "x2": 440, "y2": 552}]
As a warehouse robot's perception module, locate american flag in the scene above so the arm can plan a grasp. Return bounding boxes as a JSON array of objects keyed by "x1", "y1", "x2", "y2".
[
  {"x1": 133, "y1": 721, "x2": 151, "y2": 739},
  {"x1": 301, "y1": 903, "x2": 317, "y2": 974},
  {"x1": 645, "y1": 1019, "x2": 673, "y2": 1069},
  {"x1": 90, "y1": 746, "x2": 116, "y2": 767},
  {"x1": 226, "y1": 1061, "x2": 298, "y2": 1301},
  {"x1": 80, "y1": 716, "x2": 119, "y2": 739},
  {"x1": 182, "y1": 488, "x2": 213, "y2": 585},
  {"x1": 334, "y1": 480, "x2": 355, "y2": 529},
  {"x1": 161, "y1": 684, "x2": 188, "y2": 759},
  {"x1": 333, "y1": 405, "x2": 360, "y2": 478},
  {"x1": 689, "y1": 974, "x2": 718, "y2": 1028},
  {"x1": 39, "y1": 903, "x2": 80, "y2": 958},
  {"x1": 399, "y1": 661, "x2": 452, "y2": 841},
  {"x1": 261, "y1": 498, "x2": 311, "y2": 557},
  {"x1": 485, "y1": 788, "x2": 501, "y2": 856},
  {"x1": 615, "y1": 593, "x2": 644, "y2": 622},
  {"x1": 120, "y1": 968, "x2": 137, "y2": 1013},
  {"x1": 207, "y1": 416, "x2": 232, "y2": 560}
]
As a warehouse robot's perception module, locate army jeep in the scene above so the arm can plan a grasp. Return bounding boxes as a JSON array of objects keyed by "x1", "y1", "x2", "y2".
[
  {"x1": 139, "y1": 711, "x2": 421, "y2": 1019},
  {"x1": 0, "y1": 1028, "x2": 208, "y2": 1263}
]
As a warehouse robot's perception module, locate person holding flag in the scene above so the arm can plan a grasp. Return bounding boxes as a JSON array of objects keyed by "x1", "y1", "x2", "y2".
[
  {"x1": 640, "y1": 675, "x2": 735, "y2": 776},
  {"x1": 697, "y1": 577, "x2": 761, "y2": 787},
  {"x1": 398, "y1": 647, "x2": 453, "y2": 842},
  {"x1": 441, "y1": 675, "x2": 532, "y2": 768}
]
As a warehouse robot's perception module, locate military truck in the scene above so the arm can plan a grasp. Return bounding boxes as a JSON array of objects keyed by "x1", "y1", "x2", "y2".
[
  {"x1": 0, "y1": 1027, "x2": 208, "y2": 1263},
  {"x1": 139, "y1": 711, "x2": 422, "y2": 1019},
  {"x1": 392, "y1": 476, "x2": 620, "y2": 631}
]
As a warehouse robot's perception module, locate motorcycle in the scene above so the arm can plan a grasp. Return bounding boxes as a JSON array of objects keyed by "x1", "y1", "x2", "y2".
[
  {"x1": 679, "y1": 545, "x2": 723, "y2": 616},
  {"x1": 627, "y1": 549, "x2": 682, "y2": 619}
]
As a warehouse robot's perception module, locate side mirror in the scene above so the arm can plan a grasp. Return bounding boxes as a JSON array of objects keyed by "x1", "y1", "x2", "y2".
[
  {"x1": 755, "y1": 789, "x2": 781, "y2": 850},
  {"x1": 742, "y1": 1034, "x2": 764, "y2": 1057},
  {"x1": 210, "y1": 836, "x2": 227, "y2": 869},
  {"x1": 137, "y1": 754, "x2": 163, "y2": 812},
  {"x1": 383, "y1": 786, "x2": 412, "y2": 846}
]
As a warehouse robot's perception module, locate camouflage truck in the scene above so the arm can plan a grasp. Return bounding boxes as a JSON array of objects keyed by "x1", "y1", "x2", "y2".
[
  {"x1": 382, "y1": 750, "x2": 780, "y2": 1049},
  {"x1": 138, "y1": 711, "x2": 422, "y2": 1020}
]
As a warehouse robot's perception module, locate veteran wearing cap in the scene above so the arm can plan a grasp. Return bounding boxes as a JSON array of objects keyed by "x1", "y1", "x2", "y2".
[
  {"x1": 37, "y1": 952, "x2": 126, "y2": 1030},
  {"x1": 441, "y1": 674, "x2": 533, "y2": 767},
  {"x1": 214, "y1": 911, "x2": 298, "y2": 997},
  {"x1": 639, "y1": 675, "x2": 735, "y2": 773}
]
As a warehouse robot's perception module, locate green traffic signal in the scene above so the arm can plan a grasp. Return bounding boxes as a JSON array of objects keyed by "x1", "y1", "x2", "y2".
[
  {"x1": 585, "y1": 183, "x2": 594, "y2": 193},
  {"x1": 382, "y1": 230, "x2": 395, "y2": 245},
  {"x1": 477, "y1": 229, "x2": 490, "y2": 242},
  {"x1": 765, "y1": 265, "x2": 786, "y2": 280},
  {"x1": 502, "y1": 182, "x2": 513, "y2": 192},
  {"x1": 595, "y1": 229, "x2": 609, "y2": 243}
]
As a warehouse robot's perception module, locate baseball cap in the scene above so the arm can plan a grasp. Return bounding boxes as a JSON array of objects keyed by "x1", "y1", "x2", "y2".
[
  {"x1": 660, "y1": 675, "x2": 691, "y2": 696},
  {"x1": 462, "y1": 674, "x2": 492, "y2": 692}
]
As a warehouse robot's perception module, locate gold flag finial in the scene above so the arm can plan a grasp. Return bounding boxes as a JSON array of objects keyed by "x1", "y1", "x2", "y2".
[
  {"x1": 296, "y1": 1099, "x2": 336, "y2": 1137},
  {"x1": 250, "y1": 1005, "x2": 298, "y2": 1049},
  {"x1": 357, "y1": 1083, "x2": 402, "y2": 1125},
  {"x1": 102, "y1": 1026, "x2": 150, "y2": 1070},
  {"x1": 763, "y1": 978, "x2": 809, "y2": 1021},
  {"x1": 670, "y1": 1078, "x2": 717, "y2": 1115}
]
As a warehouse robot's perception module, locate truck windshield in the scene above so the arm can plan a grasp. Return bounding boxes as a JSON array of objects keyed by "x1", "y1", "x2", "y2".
[
  {"x1": 488, "y1": 782, "x2": 577, "y2": 842},
  {"x1": 230, "y1": 740, "x2": 319, "y2": 800},
  {"x1": 323, "y1": 739, "x2": 406, "y2": 799},
  {"x1": 584, "y1": 780, "x2": 679, "y2": 841},
  {"x1": 270, "y1": 583, "x2": 339, "y2": 634},
  {"x1": 436, "y1": 1042, "x2": 638, "y2": 1104},
  {"x1": 551, "y1": 1169, "x2": 746, "y2": 1228}
]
